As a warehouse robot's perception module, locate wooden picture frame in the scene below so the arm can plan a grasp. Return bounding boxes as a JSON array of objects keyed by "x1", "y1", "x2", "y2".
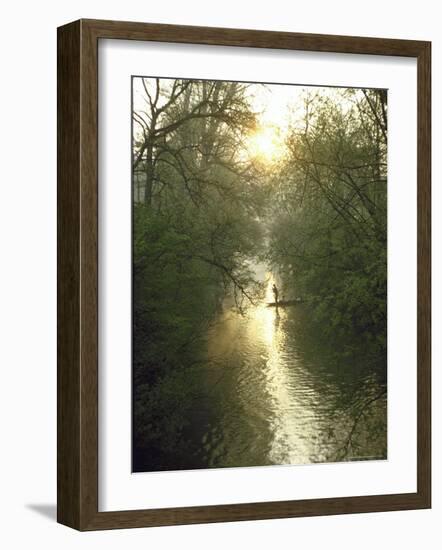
[{"x1": 57, "y1": 18, "x2": 431, "y2": 530}]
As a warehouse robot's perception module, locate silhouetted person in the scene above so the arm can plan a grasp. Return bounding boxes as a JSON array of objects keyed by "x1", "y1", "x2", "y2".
[{"x1": 272, "y1": 283, "x2": 279, "y2": 306}]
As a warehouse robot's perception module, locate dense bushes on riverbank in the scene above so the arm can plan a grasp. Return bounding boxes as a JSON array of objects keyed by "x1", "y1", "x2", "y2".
[{"x1": 267, "y1": 89, "x2": 387, "y2": 355}]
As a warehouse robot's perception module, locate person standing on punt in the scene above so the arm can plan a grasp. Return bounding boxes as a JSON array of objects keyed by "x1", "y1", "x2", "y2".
[{"x1": 272, "y1": 283, "x2": 279, "y2": 306}]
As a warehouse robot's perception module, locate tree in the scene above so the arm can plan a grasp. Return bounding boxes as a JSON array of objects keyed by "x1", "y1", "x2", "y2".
[
  {"x1": 132, "y1": 78, "x2": 268, "y2": 467},
  {"x1": 267, "y1": 88, "x2": 387, "y2": 352}
]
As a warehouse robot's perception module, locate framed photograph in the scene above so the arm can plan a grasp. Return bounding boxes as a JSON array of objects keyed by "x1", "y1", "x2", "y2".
[{"x1": 57, "y1": 19, "x2": 431, "y2": 530}]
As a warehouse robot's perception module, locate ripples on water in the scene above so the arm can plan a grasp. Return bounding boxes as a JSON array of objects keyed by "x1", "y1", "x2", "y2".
[{"x1": 186, "y1": 265, "x2": 387, "y2": 469}]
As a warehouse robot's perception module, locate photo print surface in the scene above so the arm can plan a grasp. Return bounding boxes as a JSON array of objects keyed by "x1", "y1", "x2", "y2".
[{"x1": 132, "y1": 77, "x2": 387, "y2": 473}]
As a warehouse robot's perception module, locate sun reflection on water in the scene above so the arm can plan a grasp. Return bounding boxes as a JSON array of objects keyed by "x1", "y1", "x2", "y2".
[
  {"x1": 202, "y1": 266, "x2": 386, "y2": 468},
  {"x1": 243, "y1": 272, "x2": 319, "y2": 464}
]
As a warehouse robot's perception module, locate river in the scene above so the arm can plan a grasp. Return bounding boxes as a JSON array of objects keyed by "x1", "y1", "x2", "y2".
[{"x1": 183, "y1": 262, "x2": 387, "y2": 469}]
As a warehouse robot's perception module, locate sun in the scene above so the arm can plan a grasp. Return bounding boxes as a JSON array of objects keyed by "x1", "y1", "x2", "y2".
[{"x1": 247, "y1": 125, "x2": 285, "y2": 163}]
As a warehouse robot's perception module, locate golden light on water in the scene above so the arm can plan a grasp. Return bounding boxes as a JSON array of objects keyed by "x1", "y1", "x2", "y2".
[
  {"x1": 242, "y1": 272, "x2": 316, "y2": 464},
  {"x1": 206, "y1": 269, "x2": 321, "y2": 466},
  {"x1": 244, "y1": 273, "x2": 316, "y2": 464},
  {"x1": 247, "y1": 126, "x2": 285, "y2": 163}
]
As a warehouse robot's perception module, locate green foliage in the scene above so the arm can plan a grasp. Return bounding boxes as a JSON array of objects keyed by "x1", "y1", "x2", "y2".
[
  {"x1": 268, "y1": 89, "x2": 387, "y2": 353},
  {"x1": 132, "y1": 79, "x2": 267, "y2": 467}
]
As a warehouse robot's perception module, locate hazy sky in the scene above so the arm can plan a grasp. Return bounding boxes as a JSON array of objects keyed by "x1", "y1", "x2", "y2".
[
  {"x1": 132, "y1": 78, "x2": 368, "y2": 162},
  {"x1": 132, "y1": 77, "x2": 312, "y2": 129}
]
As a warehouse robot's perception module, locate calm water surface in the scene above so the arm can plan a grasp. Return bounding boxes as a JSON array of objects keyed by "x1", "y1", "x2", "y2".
[{"x1": 185, "y1": 263, "x2": 387, "y2": 468}]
